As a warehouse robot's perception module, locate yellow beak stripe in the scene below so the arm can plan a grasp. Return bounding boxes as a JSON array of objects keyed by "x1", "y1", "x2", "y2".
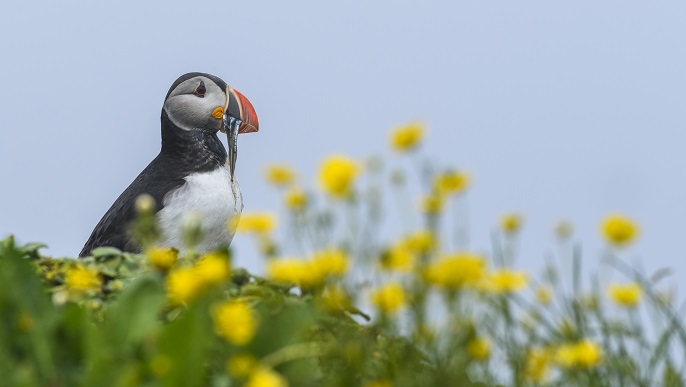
[{"x1": 212, "y1": 107, "x2": 224, "y2": 119}]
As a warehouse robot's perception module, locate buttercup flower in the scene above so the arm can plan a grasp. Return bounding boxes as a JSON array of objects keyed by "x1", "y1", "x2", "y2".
[
  {"x1": 390, "y1": 122, "x2": 424, "y2": 152},
  {"x1": 227, "y1": 354, "x2": 258, "y2": 377},
  {"x1": 425, "y1": 253, "x2": 487, "y2": 289},
  {"x1": 237, "y1": 212, "x2": 277, "y2": 235},
  {"x1": 608, "y1": 282, "x2": 642, "y2": 308},
  {"x1": 311, "y1": 248, "x2": 349, "y2": 279},
  {"x1": 65, "y1": 265, "x2": 103, "y2": 292},
  {"x1": 399, "y1": 230, "x2": 436, "y2": 254},
  {"x1": 267, "y1": 258, "x2": 321, "y2": 288},
  {"x1": 166, "y1": 267, "x2": 203, "y2": 305},
  {"x1": 535, "y1": 286, "x2": 552, "y2": 305},
  {"x1": 483, "y1": 270, "x2": 528, "y2": 294},
  {"x1": 421, "y1": 194, "x2": 444, "y2": 215},
  {"x1": 245, "y1": 366, "x2": 288, "y2": 387},
  {"x1": 318, "y1": 155, "x2": 360, "y2": 198},
  {"x1": 146, "y1": 246, "x2": 178, "y2": 271},
  {"x1": 371, "y1": 283, "x2": 406, "y2": 314},
  {"x1": 195, "y1": 252, "x2": 231, "y2": 286},
  {"x1": 555, "y1": 339, "x2": 603, "y2": 369},
  {"x1": 500, "y1": 213, "x2": 522, "y2": 235},
  {"x1": 213, "y1": 301, "x2": 258, "y2": 346},
  {"x1": 264, "y1": 164, "x2": 296, "y2": 187},
  {"x1": 467, "y1": 337, "x2": 491, "y2": 361},
  {"x1": 284, "y1": 187, "x2": 308, "y2": 210},
  {"x1": 434, "y1": 170, "x2": 470, "y2": 196},
  {"x1": 524, "y1": 347, "x2": 553, "y2": 383},
  {"x1": 601, "y1": 214, "x2": 638, "y2": 247},
  {"x1": 380, "y1": 246, "x2": 414, "y2": 272}
]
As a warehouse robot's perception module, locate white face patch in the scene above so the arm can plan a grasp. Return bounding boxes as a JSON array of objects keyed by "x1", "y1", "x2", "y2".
[{"x1": 163, "y1": 76, "x2": 226, "y2": 131}]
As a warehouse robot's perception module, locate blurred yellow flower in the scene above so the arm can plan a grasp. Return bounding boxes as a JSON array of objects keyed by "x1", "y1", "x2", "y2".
[
  {"x1": 535, "y1": 286, "x2": 552, "y2": 305},
  {"x1": 371, "y1": 283, "x2": 406, "y2": 314},
  {"x1": 434, "y1": 171, "x2": 470, "y2": 196},
  {"x1": 524, "y1": 347, "x2": 552, "y2": 383},
  {"x1": 65, "y1": 265, "x2": 103, "y2": 292},
  {"x1": 267, "y1": 258, "x2": 321, "y2": 288},
  {"x1": 320, "y1": 285, "x2": 352, "y2": 310},
  {"x1": 608, "y1": 282, "x2": 642, "y2": 308},
  {"x1": 245, "y1": 366, "x2": 288, "y2": 387},
  {"x1": 195, "y1": 252, "x2": 231, "y2": 286},
  {"x1": 555, "y1": 339, "x2": 603, "y2": 369},
  {"x1": 425, "y1": 253, "x2": 486, "y2": 289},
  {"x1": 500, "y1": 213, "x2": 522, "y2": 235},
  {"x1": 390, "y1": 122, "x2": 424, "y2": 152},
  {"x1": 555, "y1": 220, "x2": 574, "y2": 239},
  {"x1": 483, "y1": 270, "x2": 528, "y2": 294},
  {"x1": 166, "y1": 267, "x2": 203, "y2": 305},
  {"x1": 466, "y1": 336, "x2": 491, "y2": 361},
  {"x1": 399, "y1": 230, "x2": 436, "y2": 254},
  {"x1": 237, "y1": 212, "x2": 277, "y2": 235},
  {"x1": 227, "y1": 354, "x2": 258, "y2": 377},
  {"x1": 213, "y1": 301, "x2": 257, "y2": 346},
  {"x1": 311, "y1": 248, "x2": 349, "y2": 279},
  {"x1": 284, "y1": 187, "x2": 307, "y2": 210},
  {"x1": 264, "y1": 164, "x2": 296, "y2": 187},
  {"x1": 600, "y1": 214, "x2": 638, "y2": 247},
  {"x1": 318, "y1": 155, "x2": 360, "y2": 198},
  {"x1": 380, "y1": 246, "x2": 414, "y2": 272},
  {"x1": 421, "y1": 194, "x2": 444, "y2": 215},
  {"x1": 146, "y1": 246, "x2": 178, "y2": 271},
  {"x1": 150, "y1": 354, "x2": 172, "y2": 377}
]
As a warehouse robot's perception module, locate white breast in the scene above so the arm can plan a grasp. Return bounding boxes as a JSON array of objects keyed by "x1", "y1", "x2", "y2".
[{"x1": 157, "y1": 165, "x2": 243, "y2": 253}]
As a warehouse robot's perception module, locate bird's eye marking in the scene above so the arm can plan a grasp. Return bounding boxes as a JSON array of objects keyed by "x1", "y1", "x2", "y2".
[{"x1": 194, "y1": 81, "x2": 206, "y2": 97}]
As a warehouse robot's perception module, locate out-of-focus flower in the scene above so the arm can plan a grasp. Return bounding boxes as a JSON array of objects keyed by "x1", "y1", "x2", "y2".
[
  {"x1": 245, "y1": 366, "x2": 288, "y2": 387},
  {"x1": 311, "y1": 248, "x2": 349, "y2": 279},
  {"x1": 390, "y1": 122, "x2": 424, "y2": 152},
  {"x1": 425, "y1": 253, "x2": 487, "y2": 290},
  {"x1": 320, "y1": 285, "x2": 352, "y2": 310},
  {"x1": 267, "y1": 258, "x2": 320, "y2": 288},
  {"x1": 318, "y1": 155, "x2": 360, "y2": 199},
  {"x1": 608, "y1": 282, "x2": 642, "y2": 308},
  {"x1": 146, "y1": 246, "x2": 178, "y2": 271},
  {"x1": 166, "y1": 267, "x2": 203, "y2": 305},
  {"x1": 380, "y1": 246, "x2": 414, "y2": 272},
  {"x1": 195, "y1": 252, "x2": 231, "y2": 286},
  {"x1": 399, "y1": 230, "x2": 436, "y2": 254},
  {"x1": 264, "y1": 165, "x2": 296, "y2": 187},
  {"x1": 524, "y1": 347, "x2": 553, "y2": 383},
  {"x1": 535, "y1": 286, "x2": 552, "y2": 305},
  {"x1": 150, "y1": 354, "x2": 172, "y2": 378},
  {"x1": 555, "y1": 220, "x2": 574, "y2": 239},
  {"x1": 555, "y1": 339, "x2": 603, "y2": 369},
  {"x1": 600, "y1": 214, "x2": 638, "y2": 247},
  {"x1": 421, "y1": 194, "x2": 444, "y2": 215},
  {"x1": 284, "y1": 187, "x2": 308, "y2": 210},
  {"x1": 371, "y1": 283, "x2": 406, "y2": 314},
  {"x1": 466, "y1": 336, "x2": 491, "y2": 361},
  {"x1": 434, "y1": 171, "x2": 470, "y2": 196},
  {"x1": 483, "y1": 270, "x2": 528, "y2": 294},
  {"x1": 579, "y1": 293, "x2": 599, "y2": 311},
  {"x1": 500, "y1": 213, "x2": 522, "y2": 235},
  {"x1": 237, "y1": 212, "x2": 277, "y2": 235},
  {"x1": 65, "y1": 265, "x2": 103, "y2": 292},
  {"x1": 227, "y1": 354, "x2": 258, "y2": 378},
  {"x1": 213, "y1": 301, "x2": 257, "y2": 346}
]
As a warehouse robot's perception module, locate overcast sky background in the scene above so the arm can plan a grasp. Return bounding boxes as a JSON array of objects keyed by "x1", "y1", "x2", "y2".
[{"x1": 2, "y1": 1, "x2": 686, "y2": 291}]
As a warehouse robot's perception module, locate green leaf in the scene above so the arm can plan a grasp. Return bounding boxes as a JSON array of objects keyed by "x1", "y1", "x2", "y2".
[{"x1": 91, "y1": 247, "x2": 124, "y2": 258}]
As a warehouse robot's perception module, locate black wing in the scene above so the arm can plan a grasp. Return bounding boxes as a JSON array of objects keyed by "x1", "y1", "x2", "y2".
[{"x1": 79, "y1": 153, "x2": 186, "y2": 257}]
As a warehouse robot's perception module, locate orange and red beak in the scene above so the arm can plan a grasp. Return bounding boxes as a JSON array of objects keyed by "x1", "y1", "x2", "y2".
[{"x1": 225, "y1": 86, "x2": 259, "y2": 134}]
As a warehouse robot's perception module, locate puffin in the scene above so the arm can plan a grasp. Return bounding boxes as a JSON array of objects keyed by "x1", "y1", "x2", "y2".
[{"x1": 79, "y1": 72, "x2": 258, "y2": 257}]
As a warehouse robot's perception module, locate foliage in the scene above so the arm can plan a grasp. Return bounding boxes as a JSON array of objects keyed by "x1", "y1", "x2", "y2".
[{"x1": 2, "y1": 122, "x2": 685, "y2": 386}]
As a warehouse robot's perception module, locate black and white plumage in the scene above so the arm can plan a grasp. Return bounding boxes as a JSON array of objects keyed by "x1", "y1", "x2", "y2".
[{"x1": 79, "y1": 72, "x2": 258, "y2": 257}]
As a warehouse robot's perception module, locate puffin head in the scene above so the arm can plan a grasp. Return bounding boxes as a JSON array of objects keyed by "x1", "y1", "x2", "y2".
[{"x1": 163, "y1": 72, "x2": 258, "y2": 134}]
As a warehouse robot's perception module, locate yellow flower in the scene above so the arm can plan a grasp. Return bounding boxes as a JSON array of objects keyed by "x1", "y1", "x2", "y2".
[
  {"x1": 524, "y1": 347, "x2": 552, "y2": 383},
  {"x1": 237, "y1": 212, "x2": 277, "y2": 235},
  {"x1": 65, "y1": 265, "x2": 103, "y2": 292},
  {"x1": 466, "y1": 337, "x2": 491, "y2": 361},
  {"x1": 195, "y1": 252, "x2": 231, "y2": 286},
  {"x1": 318, "y1": 155, "x2": 360, "y2": 198},
  {"x1": 483, "y1": 270, "x2": 528, "y2": 294},
  {"x1": 284, "y1": 187, "x2": 307, "y2": 210},
  {"x1": 500, "y1": 213, "x2": 522, "y2": 234},
  {"x1": 264, "y1": 164, "x2": 296, "y2": 186},
  {"x1": 227, "y1": 354, "x2": 258, "y2": 377},
  {"x1": 370, "y1": 283, "x2": 406, "y2": 314},
  {"x1": 267, "y1": 258, "x2": 321, "y2": 288},
  {"x1": 245, "y1": 366, "x2": 288, "y2": 387},
  {"x1": 399, "y1": 230, "x2": 436, "y2": 254},
  {"x1": 380, "y1": 246, "x2": 414, "y2": 272},
  {"x1": 555, "y1": 339, "x2": 603, "y2": 369},
  {"x1": 146, "y1": 246, "x2": 178, "y2": 271},
  {"x1": 420, "y1": 194, "x2": 444, "y2": 215},
  {"x1": 434, "y1": 171, "x2": 470, "y2": 196},
  {"x1": 150, "y1": 354, "x2": 172, "y2": 377},
  {"x1": 600, "y1": 214, "x2": 638, "y2": 247},
  {"x1": 555, "y1": 220, "x2": 574, "y2": 239},
  {"x1": 535, "y1": 286, "x2": 552, "y2": 305},
  {"x1": 311, "y1": 248, "x2": 349, "y2": 279},
  {"x1": 608, "y1": 282, "x2": 642, "y2": 308},
  {"x1": 390, "y1": 122, "x2": 424, "y2": 152},
  {"x1": 212, "y1": 301, "x2": 258, "y2": 346},
  {"x1": 166, "y1": 267, "x2": 203, "y2": 305},
  {"x1": 424, "y1": 253, "x2": 487, "y2": 289}
]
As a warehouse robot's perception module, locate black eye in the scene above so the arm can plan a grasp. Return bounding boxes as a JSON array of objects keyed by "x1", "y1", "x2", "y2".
[{"x1": 194, "y1": 81, "x2": 206, "y2": 97}]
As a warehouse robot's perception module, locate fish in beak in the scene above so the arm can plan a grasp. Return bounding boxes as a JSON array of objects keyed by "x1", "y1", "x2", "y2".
[{"x1": 221, "y1": 86, "x2": 259, "y2": 181}]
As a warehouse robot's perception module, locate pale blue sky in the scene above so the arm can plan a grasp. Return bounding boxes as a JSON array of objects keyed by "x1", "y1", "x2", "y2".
[{"x1": 2, "y1": 1, "x2": 686, "y2": 285}]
